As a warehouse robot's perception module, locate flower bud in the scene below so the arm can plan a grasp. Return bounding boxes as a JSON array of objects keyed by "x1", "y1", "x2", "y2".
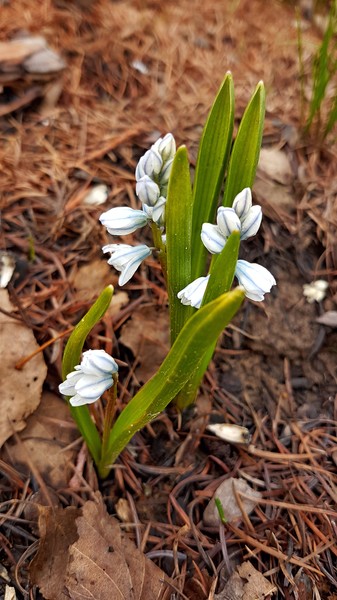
[
  {"x1": 217, "y1": 207, "x2": 241, "y2": 238},
  {"x1": 136, "y1": 175, "x2": 160, "y2": 206},
  {"x1": 99, "y1": 207, "x2": 148, "y2": 235},
  {"x1": 235, "y1": 260, "x2": 276, "y2": 301},
  {"x1": 177, "y1": 275, "x2": 210, "y2": 309},
  {"x1": 232, "y1": 188, "x2": 252, "y2": 219}
]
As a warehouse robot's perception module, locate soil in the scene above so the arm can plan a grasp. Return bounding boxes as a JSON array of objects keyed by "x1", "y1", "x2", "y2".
[{"x1": 1, "y1": 0, "x2": 337, "y2": 598}]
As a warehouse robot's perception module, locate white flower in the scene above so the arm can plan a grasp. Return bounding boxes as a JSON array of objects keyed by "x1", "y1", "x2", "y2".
[
  {"x1": 136, "y1": 176, "x2": 160, "y2": 206},
  {"x1": 303, "y1": 280, "x2": 328, "y2": 303},
  {"x1": 235, "y1": 260, "x2": 276, "y2": 301},
  {"x1": 103, "y1": 243, "x2": 152, "y2": 285},
  {"x1": 159, "y1": 157, "x2": 174, "y2": 185},
  {"x1": 201, "y1": 188, "x2": 262, "y2": 254},
  {"x1": 201, "y1": 223, "x2": 228, "y2": 254},
  {"x1": 99, "y1": 207, "x2": 148, "y2": 235},
  {"x1": 217, "y1": 207, "x2": 242, "y2": 238},
  {"x1": 135, "y1": 147, "x2": 163, "y2": 181},
  {"x1": 153, "y1": 133, "x2": 176, "y2": 163},
  {"x1": 59, "y1": 349, "x2": 118, "y2": 407},
  {"x1": 177, "y1": 275, "x2": 210, "y2": 309},
  {"x1": 232, "y1": 188, "x2": 262, "y2": 240}
]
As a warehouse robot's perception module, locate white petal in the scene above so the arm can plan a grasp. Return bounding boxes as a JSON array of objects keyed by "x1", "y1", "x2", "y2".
[
  {"x1": 58, "y1": 371, "x2": 82, "y2": 396},
  {"x1": 159, "y1": 158, "x2": 173, "y2": 185},
  {"x1": 99, "y1": 207, "x2": 148, "y2": 235},
  {"x1": 140, "y1": 148, "x2": 163, "y2": 179},
  {"x1": 201, "y1": 223, "x2": 227, "y2": 254},
  {"x1": 232, "y1": 188, "x2": 252, "y2": 219},
  {"x1": 235, "y1": 260, "x2": 276, "y2": 301},
  {"x1": 152, "y1": 196, "x2": 166, "y2": 224},
  {"x1": 69, "y1": 393, "x2": 97, "y2": 407},
  {"x1": 240, "y1": 205, "x2": 262, "y2": 240},
  {"x1": 217, "y1": 207, "x2": 241, "y2": 238},
  {"x1": 136, "y1": 176, "x2": 160, "y2": 206},
  {"x1": 103, "y1": 244, "x2": 151, "y2": 285},
  {"x1": 157, "y1": 133, "x2": 176, "y2": 162},
  {"x1": 177, "y1": 275, "x2": 210, "y2": 309},
  {"x1": 81, "y1": 350, "x2": 118, "y2": 375},
  {"x1": 75, "y1": 374, "x2": 113, "y2": 398}
]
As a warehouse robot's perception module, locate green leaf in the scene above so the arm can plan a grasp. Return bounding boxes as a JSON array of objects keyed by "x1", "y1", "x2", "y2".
[
  {"x1": 223, "y1": 81, "x2": 265, "y2": 208},
  {"x1": 202, "y1": 231, "x2": 241, "y2": 306},
  {"x1": 61, "y1": 285, "x2": 114, "y2": 464},
  {"x1": 191, "y1": 73, "x2": 235, "y2": 279},
  {"x1": 166, "y1": 146, "x2": 194, "y2": 343},
  {"x1": 176, "y1": 231, "x2": 240, "y2": 409},
  {"x1": 103, "y1": 288, "x2": 244, "y2": 467}
]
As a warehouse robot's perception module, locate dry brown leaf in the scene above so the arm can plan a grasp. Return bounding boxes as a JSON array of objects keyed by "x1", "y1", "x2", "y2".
[
  {"x1": 30, "y1": 505, "x2": 81, "y2": 600},
  {"x1": 119, "y1": 306, "x2": 169, "y2": 383},
  {"x1": 316, "y1": 311, "x2": 337, "y2": 328},
  {"x1": 4, "y1": 391, "x2": 78, "y2": 488},
  {"x1": 258, "y1": 147, "x2": 293, "y2": 185},
  {"x1": 70, "y1": 259, "x2": 115, "y2": 301},
  {"x1": 214, "y1": 561, "x2": 276, "y2": 600},
  {"x1": 0, "y1": 289, "x2": 47, "y2": 447},
  {"x1": 203, "y1": 477, "x2": 262, "y2": 527},
  {"x1": 30, "y1": 495, "x2": 169, "y2": 600}
]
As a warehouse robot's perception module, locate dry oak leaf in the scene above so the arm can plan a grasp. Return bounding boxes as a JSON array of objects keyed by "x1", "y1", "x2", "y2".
[
  {"x1": 30, "y1": 495, "x2": 170, "y2": 600},
  {"x1": 214, "y1": 561, "x2": 276, "y2": 600},
  {"x1": 119, "y1": 305, "x2": 169, "y2": 383},
  {"x1": 5, "y1": 391, "x2": 78, "y2": 488},
  {"x1": 0, "y1": 289, "x2": 47, "y2": 447},
  {"x1": 203, "y1": 477, "x2": 262, "y2": 527}
]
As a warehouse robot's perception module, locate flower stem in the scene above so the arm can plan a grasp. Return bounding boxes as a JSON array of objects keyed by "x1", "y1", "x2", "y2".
[{"x1": 98, "y1": 374, "x2": 118, "y2": 478}]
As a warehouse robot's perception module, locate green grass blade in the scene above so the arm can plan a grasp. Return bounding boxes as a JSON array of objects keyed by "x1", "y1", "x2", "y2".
[
  {"x1": 61, "y1": 285, "x2": 114, "y2": 464},
  {"x1": 104, "y1": 288, "x2": 244, "y2": 466},
  {"x1": 223, "y1": 81, "x2": 265, "y2": 208},
  {"x1": 166, "y1": 146, "x2": 194, "y2": 343},
  {"x1": 191, "y1": 73, "x2": 235, "y2": 279},
  {"x1": 305, "y1": 2, "x2": 336, "y2": 131},
  {"x1": 176, "y1": 231, "x2": 240, "y2": 409},
  {"x1": 202, "y1": 231, "x2": 240, "y2": 306}
]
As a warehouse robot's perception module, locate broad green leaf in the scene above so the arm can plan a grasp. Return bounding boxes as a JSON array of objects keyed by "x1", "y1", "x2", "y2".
[
  {"x1": 202, "y1": 231, "x2": 240, "y2": 306},
  {"x1": 223, "y1": 81, "x2": 265, "y2": 208},
  {"x1": 61, "y1": 285, "x2": 114, "y2": 464},
  {"x1": 102, "y1": 288, "x2": 244, "y2": 468},
  {"x1": 176, "y1": 231, "x2": 240, "y2": 409},
  {"x1": 166, "y1": 146, "x2": 194, "y2": 343},
  {"x1": 191, "y1": 73, "x2": 235, "y2": 279}
]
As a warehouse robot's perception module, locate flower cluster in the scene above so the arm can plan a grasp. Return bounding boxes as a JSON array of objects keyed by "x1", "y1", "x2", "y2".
[
  {"x1": 99, "y1": 134, "x2": 176, "y2": 285},
  {"x1": 178, "y1": 188, "x2": 276, "y2": 307},
  {"x1": 59, "y1": 350, "x2": 118, "y2": 406}
]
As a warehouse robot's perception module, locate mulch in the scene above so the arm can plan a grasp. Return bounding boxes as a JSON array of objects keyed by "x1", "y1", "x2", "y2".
[{"x1": 1, "y1": 0, "x2": 337, "y2": 598}]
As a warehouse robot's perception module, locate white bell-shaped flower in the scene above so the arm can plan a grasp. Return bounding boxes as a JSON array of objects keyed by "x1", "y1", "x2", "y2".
[
  {"x1": 153, "y1": 133, "x2": 176, "y2": 162},
  {"x1": 59, "y1": 350, "x2": 118, "y2": 407},
  {"x1": 135, "y1": 147, "x2": 163, "y2": 181},
  {"x1": 136, "y1": 176, "x2": 160, "y2": 206},
  {"x1": 103, "y1": 243, "x2": 152, "y2": 285},
  {"x1": 235, "y1": 260, "x2": 276, "y2": 301},
  {"x1": 232, "y1": 188, "x2": 252, "y2": 220},
  {"x1": 217, "y1": 207, "x2": 242, "y2": 238},
  {"x1": 99, "y1": 207, "x2": 148, "y2": 235},
  {"x1": 177, "y1": 275, "x2": 210, "y2": 309},
  {"x1": 201, "y1": 223, "x2": 227, "y2": 254}
]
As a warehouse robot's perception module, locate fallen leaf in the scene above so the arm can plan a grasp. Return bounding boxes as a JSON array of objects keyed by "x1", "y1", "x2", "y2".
[
  {"x1": 316, "y1": 311, "x2": 337, "y2": 327},
  {"x1": 30, "y1": 505, "x2": 81, "y2": 600},
  {"x1": 4, "y1": 391, "x2": 78, "y2": 488},
  {"x1": 70, "y1": 259, "x2": 115, "y2": 301},
  {"x1": 30, "y1": 494, "x2": 170, "y2": 600},
  {"x1": 4, "y1": 586, "x2": 17, "y2": 600},
  {"x1": 203, "y1": 477, "x2": 262, "y2": 526},
  {"x1": 214, "y1": 561, "x2": 276, "y2": 599},
  {"x1": 207, "y1": 423, "x2": 251, "y2": 445},
  {"x1": 119, "y1": 306, "x2": 169, "y2": 383},
  {"x1": 258, "y1": 147, "x2": 293, "y2": 185},
  {"x1": 0, "y1": 289, "x2": 47, "y2": 447}
]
